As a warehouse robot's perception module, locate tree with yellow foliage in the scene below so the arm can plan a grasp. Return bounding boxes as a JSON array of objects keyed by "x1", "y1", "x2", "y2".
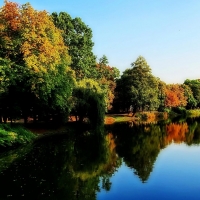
[{"x1": 0, "y1": 1, "x2": 74, "y2": 122}]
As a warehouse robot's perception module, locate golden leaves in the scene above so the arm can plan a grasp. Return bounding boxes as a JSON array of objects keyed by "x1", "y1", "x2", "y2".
[
  {"x1": 20, "y1": 7, "x2": 68, "y2": 72},
  {"x1": 0, "y1": 1, "x2": 70, "y2": 76}
]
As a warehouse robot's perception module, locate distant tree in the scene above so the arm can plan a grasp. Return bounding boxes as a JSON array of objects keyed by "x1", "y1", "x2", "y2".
[
  {"x1": 164, "y1": 84, "x2": 187, "y2": 108},
  {"x1": 184, "y1": 79, "x2": 200, "y2": 107},
  {"x1": 115, "y1": 56, "x2": 160, "y2": 112},
  {"x1": 182, "y1": 84, "x2": 197, "y2": 109},
  {"x1": 95, "y1": 55, "x2": 120, "y2": 110}
]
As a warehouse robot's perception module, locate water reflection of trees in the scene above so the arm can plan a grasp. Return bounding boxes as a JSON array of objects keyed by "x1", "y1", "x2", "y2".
[
  {"x1": 109, "y1": 118, "x2": 200, "y2": 182},
  {"x1": 110, "y1": 123, "x2": 162, "y2": 182},
  {"x1": 165, "y1": 120, "x2": 200, "y2": 145},
  {"x1": 0, "y1": 119, "x2": 200, "y2": 198},
  {"x1": 0, "y1": 127, "x2": 120, "y2": 199}
]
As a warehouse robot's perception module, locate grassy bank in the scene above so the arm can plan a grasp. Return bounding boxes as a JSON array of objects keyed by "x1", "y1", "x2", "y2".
[
  {"x1": 104, "y1": 114, "x2": 134, "y2": 124},
  {"x1": 105, "y1": 109, "x2": 200, "y2": 125},
  {"x1": 1, "y1": 109, "x2": 200, "y2": 148},
  {"x1": 0, "y1": 124, "x2": 36, "y2": 148}
]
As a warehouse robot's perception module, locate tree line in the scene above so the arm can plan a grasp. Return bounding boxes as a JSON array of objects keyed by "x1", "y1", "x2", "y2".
[
  {"x1": 114, "y1": 55, "x2": 200, "y2": 114},
  {"x1": 0, "y1": 1, "x2": 200, "y2": 125}
]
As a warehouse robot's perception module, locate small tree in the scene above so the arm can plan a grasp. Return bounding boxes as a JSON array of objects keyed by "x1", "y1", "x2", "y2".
[{"x1": 72, "y1": 87, "x2": 105, "y2": 127}]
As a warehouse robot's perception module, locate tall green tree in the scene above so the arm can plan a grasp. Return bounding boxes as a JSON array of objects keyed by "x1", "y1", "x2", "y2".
[
  {"x1": 51, "y1": 12, "x2": 96, "y2": 79},
  {"x1": 115, "y1": 56, "x2": 160, "y2": 112},
  {"x1": 51, "y1": 13, "x2": 120, "y2": 111}
]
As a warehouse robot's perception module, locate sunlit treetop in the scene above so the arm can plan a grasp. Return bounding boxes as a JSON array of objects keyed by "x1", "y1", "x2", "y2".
[
  {"x1": 0, "y1": 1, "x2": 71, "y2": 76},
  {"x1": 0, "y1": 1, "x2": 72, "y2": 99}
]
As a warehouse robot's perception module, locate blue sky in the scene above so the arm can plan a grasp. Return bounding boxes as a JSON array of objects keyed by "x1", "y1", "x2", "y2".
[{"x1": 1, "y1": 0, "x2": 200, "y2": 83}]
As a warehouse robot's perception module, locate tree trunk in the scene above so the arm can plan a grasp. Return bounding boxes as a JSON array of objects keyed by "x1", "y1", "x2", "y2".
[{"x1": 3, "y1": 115, "x2": 7, "y2": 123}]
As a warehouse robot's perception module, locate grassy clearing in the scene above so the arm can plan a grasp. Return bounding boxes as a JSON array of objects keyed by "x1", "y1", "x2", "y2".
[
  {"x1": 105, "y1": 114, "x2": 135, "y2": 124},
  {"x1": 105, "y1": 112, "x2": 168, "y2": 124}
]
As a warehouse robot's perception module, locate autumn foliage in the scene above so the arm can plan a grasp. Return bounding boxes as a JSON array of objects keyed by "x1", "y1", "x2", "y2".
[
  {"x1": 0, "y1": 1, "x2": 21, "y2": 31},
  {"x1": 164, "y1": 84, "x2": 187, "y2": 108},
  {"x1": 0, "y1": 1, "x2": 70, "y2": 73},
  {"x1": 0, "y1": 1, "x2": 74, "y2": 123},
  {"x1": 96, "y1": 62, "x2": 119, "y2": 110}
]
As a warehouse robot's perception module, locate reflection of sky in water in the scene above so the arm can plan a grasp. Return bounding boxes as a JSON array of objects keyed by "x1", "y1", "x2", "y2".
[{"x1": 98, "y1": 143, "x2": 200, "y2": 200}]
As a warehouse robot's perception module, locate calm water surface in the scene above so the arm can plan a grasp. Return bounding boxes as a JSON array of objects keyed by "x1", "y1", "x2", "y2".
[{"x1": 0, "y1": 118, "x2": 200, "y2": 199}]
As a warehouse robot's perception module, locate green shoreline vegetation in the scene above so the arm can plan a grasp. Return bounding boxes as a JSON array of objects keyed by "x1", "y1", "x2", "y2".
[
  {"x1": 0, "y1": 124, "x2": 36, "y2": 148},
  {"x1": 1, "y1": 108, "x2": 200, "y2": 149}
]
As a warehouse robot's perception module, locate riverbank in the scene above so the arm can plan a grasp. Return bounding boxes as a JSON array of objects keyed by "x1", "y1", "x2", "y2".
[
  {"x1": 0, "y1": 124, "x2": 36, "y2": 149},
  {"x1": 104, "y1": 111, "x2": 168, "y2": 124},
  {"x1": 1, "y1": 109, "x2": 200, "y2": 149},
  {"x1": 104, "y1": 109, "x2": 200, "y2": 125}
]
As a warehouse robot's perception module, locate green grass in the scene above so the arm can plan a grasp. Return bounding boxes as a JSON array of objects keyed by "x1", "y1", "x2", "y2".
[
  {"x1": 0, "y1": 124, "x2": 36, "y2": 147},
  {"x1": 113, "y1": 116, "x2": 133, "y2": 122},
  {"x1": 106, "y1": 112, "x2": 168, "y2": 124},
  {"x1": 105, "y1": 114, "x2": 134, "y2": 123}
]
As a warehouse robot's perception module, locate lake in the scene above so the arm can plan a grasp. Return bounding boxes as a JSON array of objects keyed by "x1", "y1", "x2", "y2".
[{"x1": 0, "y1": 117, "x2": 200, "y2": 199}]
